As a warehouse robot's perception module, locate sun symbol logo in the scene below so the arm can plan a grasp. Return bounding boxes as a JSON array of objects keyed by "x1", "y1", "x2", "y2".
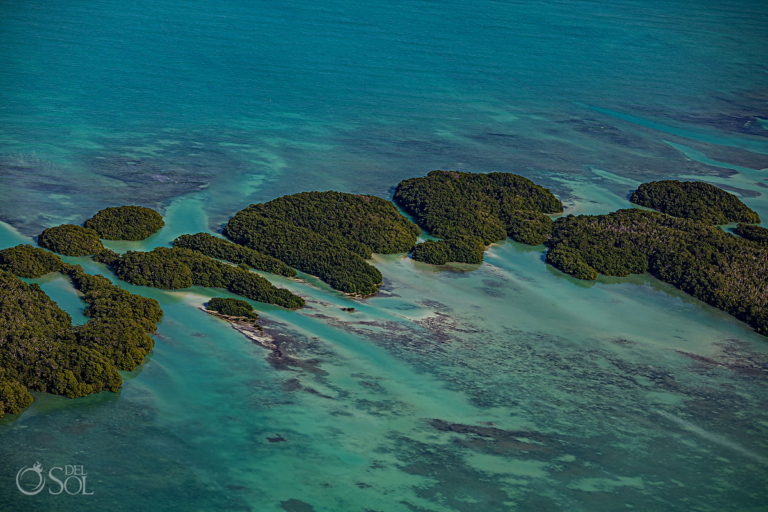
[{"x1": 16, "y1": 462, "x2": 46, "y2": 495}]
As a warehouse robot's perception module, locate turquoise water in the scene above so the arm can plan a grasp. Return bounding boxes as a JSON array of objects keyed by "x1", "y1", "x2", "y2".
[{"x1": 1, "y1": 1, "x2": 768, "y2": 510}]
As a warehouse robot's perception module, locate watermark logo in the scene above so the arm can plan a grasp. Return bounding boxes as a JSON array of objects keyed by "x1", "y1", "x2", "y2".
[
  {"x1": 16, "y1": 463, "x2": 93, "y2": 496},
  {"x1": 15, "y1": 462, "x2": 45, "y2": 496}
]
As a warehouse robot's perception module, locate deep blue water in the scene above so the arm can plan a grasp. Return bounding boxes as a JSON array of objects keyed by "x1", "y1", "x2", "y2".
[{"x1": 1, "y1": 1, "x2": 768, "y2": 511}]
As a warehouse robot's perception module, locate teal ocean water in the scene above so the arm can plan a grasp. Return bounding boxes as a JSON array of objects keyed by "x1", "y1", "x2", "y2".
[{"x1": 1, "y1": 0, "x2": 768, "y2": 510}]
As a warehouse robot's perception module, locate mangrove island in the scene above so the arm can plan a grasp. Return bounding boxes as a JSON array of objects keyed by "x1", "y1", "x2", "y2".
[
  {"x1": 84, "y1": 205, "x2": 165, "y2": 241},
  {"x1": 0, "y1": 245, "x2": 163, "y2": 417},
  {"x1": 394, "y1": 170, "x2": 564, "y2": 264}
]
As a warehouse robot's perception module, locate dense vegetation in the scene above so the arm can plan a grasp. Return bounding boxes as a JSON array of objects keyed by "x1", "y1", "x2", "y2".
[
  {"x1": 0, "y1": 245, "x2": 163, "y2": 417},
  {"x1": 84, "y1": 205, "x2": 165, "y2": 240},
  {"x1": 545, "y1": 209, "x2": 768, "y2": 335},
  {"x1": 37, "y1": 224, "x2": 104, "y2": 256},
  {"x1": 630, "y1": 180, "x2": 760, "y2": 224},
  {"x1": 207, "y1": 297, "x2": 259, "y2": 321},
  {"x1": 224, "y1": 202, "x2": 386, "y2": 296},
  {"x1": 0, "y1": 244, "x2": 64, "y2": 277},
  {"x1": 0, "y1": 366, "x2": 33, "y2": 417},
  {"x1": 0, "y1": 270, "x2": 105, "y2": 416},
  {"x1": 394, "y1": 170, "x2": 563, "y2": 264},
  {"x1": 244, "y1": 191, "x2": 421, "y2": 256},
  {"x1": 64, "y1": 263, "x2": 163, "y2": 371},
  {"x1": 544, "y1": 245, "x2": 597, "y2": 281},
  {"x1": 410, "y1": 237, "x2": 486, "y2": 265},
  {"x1": 99, "y1": 247, "x2": 305, "y2": 308},
  {"x1": 173, "y1": 233, "x2": 296, "y2": 277},
  {"x1": 735, "y1": 223, "x2": 768, "y2": 245}
]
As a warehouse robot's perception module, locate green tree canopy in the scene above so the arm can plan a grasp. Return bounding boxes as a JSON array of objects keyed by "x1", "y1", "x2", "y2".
[
  {"x1": 102, "y1": 247, "x2": 305, "y2": 309},
  {"x1": 224, "y1": 202, "x2": 387, "y2": 297},
  {"x1": 0, "y1": 244, "x2": 63, "y2": 277},
  {"x1": 545, "y1": 209, "x2": 768, "y2": 336},
  {"x1": 735, "y1": 223, "x2": 768, "y2": 245},
  {"x1": 0, "y1": 256, "x2": 164, "y2": 417},
  {"x1": 630, "y1": 180, "x2": 760, "y2": 224},
  {"x1": 244, "y1": 191, "x2": 420, "y2": 255},
  {"x1": 174, "y1": 233, "x2": 296, "y2": 277},
  {"x1": 394, "y1": 170, "x2": 563, "y2": 264},
  {"x1": 84, "y1": 205, "x2": 165, "y2": 240},
  {"x1": 37, "y1": 224, "x2": 104, "y2": 256},
  {"x1": 207, "y1": 297, "x2": 259, "y2": 321}
]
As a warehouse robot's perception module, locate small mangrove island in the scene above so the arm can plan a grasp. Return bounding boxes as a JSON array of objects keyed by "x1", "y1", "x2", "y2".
[
  {"x1": 0, "y1": 245, "x2": 163, "y2": 417},
  {"x1": 84, "y1": 205, "x2": 165, "y2": 240},
  {"x1": 96, "y1": 246, "x2": 305, "y2": 309},
  {"x1": 174, "y1": 233, "x2": 296, "y2": 277},
  {"x1": 394, "y1": 170, "x2": 564, "y2": 264},
  {"x1": 207, "y1": 297, "x2": 260, "y2": 323},
  {"x1": 37, "y1": 224, "x2": 105, "y2": 256},
  {"x1": 201, "y1": 298, "x2": 276, "y2": 349},
  {"x1": 630, "y1": 180, "x2": 761, "y2": 224}
]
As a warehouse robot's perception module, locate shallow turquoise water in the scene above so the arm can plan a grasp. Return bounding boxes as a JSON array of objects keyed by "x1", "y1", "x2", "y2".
[{"x1": 1, "y1": 1, "x2": 768, "y2": 511}]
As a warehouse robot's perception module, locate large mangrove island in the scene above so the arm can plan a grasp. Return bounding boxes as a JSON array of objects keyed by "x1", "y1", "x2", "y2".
[
  {"x1": 0, "y1": 245, "x2": 163, "y2": 417},
  {"x1": 394, "y1": 170, "x2": 564, "y2": 264},
  {"x1": 223, "y1": 191, "x2": 421, "y2": 296},
  {"x1": 545, "y1": 207, "x2": 767, "y2": 335}
]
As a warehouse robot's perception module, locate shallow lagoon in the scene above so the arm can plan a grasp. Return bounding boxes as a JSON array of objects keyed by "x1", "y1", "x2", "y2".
[
  {"x1": 2, "y1": 187, "x2": 768, "y2": 511},
  {"x1": 1, "y1": 0, "x2": 768, "y2": 510}
]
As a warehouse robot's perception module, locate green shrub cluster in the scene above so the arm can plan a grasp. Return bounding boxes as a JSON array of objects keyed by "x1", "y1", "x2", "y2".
[
  {"x1": 0, "y1": 249, "x2": 164, "y2": 417},
  {"x1": 735, "y1": 223, "x2": 768, "y2": 245},
  {"x1": 224, "y1": 209, "x2": 384, "y2": 296},
  {"x1": 545, "y1": 209, "x2": 768, "y2": 335},
  {"x1": 0, "y1": 367, "x2": 33, "y2": 417},
  {"x1": 84, "y1": 205, "x2": 165, "y2": 240},
  {"x1": 105, "y1": 247, "x2": 304, "y2": 308},
  {"x1": 394, "y1": 170, "x2": 563, "y2": 264},
  {"x1": 37, "y1": 224, "x2": 104, "y2": 256},
  {"x1": 502, "y1": 209, "x2": 555, "y2": 246},
  {"x1": 0, "y1": 244, "x2": 63, "y2": 277},
  {"x1": 173, "y1": 233, "x2": 296, "y2": 277},
  {"x1": 207, "y1": 297, "x2": 259, "y2": 321},
  {"x1": 545, "y1": 245, "x2": 597, "y2": 280},
  {"x1": 0, "y1": 270, "x2": 113, "y2": 416},
  {"x1": 630, "y1": 180, "x2": 760, "y2": 224},
  {"x1": 410, "y1": 237, "x2": 486, "y2": 265},
  {"x1": 245, "y1": 191, "x2": 421, "y2": 255},
  {"x1": 63, "y1": 264, "x2": 164, "y2": 370}
]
